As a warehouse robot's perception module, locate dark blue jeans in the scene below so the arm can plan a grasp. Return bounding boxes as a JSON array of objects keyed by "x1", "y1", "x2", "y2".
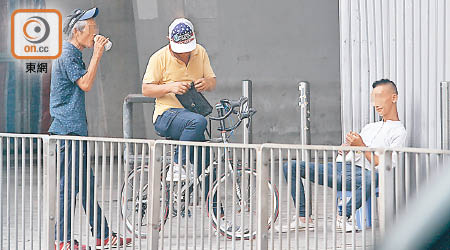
[
  {"x1": 57, "y1": 138, "x2": 109, "y2": 242},
  {"x1": 282, "y1": 161, "x2": 378, "y2": 218},
  {"x1": 154, "y1": 108, "x2": 211, "y2": 197}
]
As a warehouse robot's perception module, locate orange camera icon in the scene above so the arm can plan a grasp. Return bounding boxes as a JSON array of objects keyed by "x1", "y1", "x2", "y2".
[{"x1": 11, "y1": 9, "x2": 62, "y2": 59}]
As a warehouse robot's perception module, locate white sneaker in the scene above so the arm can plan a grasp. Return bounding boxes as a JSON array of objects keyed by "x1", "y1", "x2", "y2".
[
  {"x1": 220, "y1": 218, "x2": 249, "y2": 235},
  {"x1": 274, "y1": 216, "x2": 314, "y2": 233},
  {"x1": 165, "y1": 164, "x2": 187, "y2": 181},
  {"x1": 185, "y1": 163, "x2": 195, "y2": 181},
  {"x1": 336, "y1": 216, "x2": 356, "y2": 232}
]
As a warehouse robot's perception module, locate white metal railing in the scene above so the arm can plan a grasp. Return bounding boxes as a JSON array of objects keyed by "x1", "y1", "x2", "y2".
[
  {"x1": 441, "y1": 82, "x2": 449, "y2": 150},
  {"x1": 48, "y1": 135, "x2": 153, "y2": 250},
  {"x1": 149, "y1": 140, "x2": 265, "y2": 250},
  {"x1": 383, "y1": 148, "x2": 450, "y2": 224},
  {"x1": 1, "y1": 133, "x2": 449, "y2": 250},
  {"x1": 0, "y1": 134, "x2": 46, "y2": 250},
  {"x1": 260, "y1": 144, "x2": 383, "y2": 250}
]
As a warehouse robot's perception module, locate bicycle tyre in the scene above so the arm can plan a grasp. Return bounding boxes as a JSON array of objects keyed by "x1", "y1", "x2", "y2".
[
  {"x1": 119, "y1": 167, "x2": 169, "y2": 238},
  {"x1": 206, "y1": 168, "x2": 279, "y2": 240}
]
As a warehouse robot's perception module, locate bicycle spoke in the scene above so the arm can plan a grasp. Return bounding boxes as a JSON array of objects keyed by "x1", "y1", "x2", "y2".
[
  {"x1": 120, "y1": 167, "x2": 169, "y2": 239},
  {"x1": 206, "y1": 169, "x2": 279, "y2": 240}
]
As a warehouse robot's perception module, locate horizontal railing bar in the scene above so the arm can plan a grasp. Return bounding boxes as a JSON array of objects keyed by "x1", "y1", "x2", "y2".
[
  {"x1": 263, "y1": 144, "x2": 450, "y2": 155},
  {"x1": 0, "y1": 133, "x2": 48, "y2": 139},
  {"x1": 2, "y1": 133, "x2": 449, "y2": 155},
  {"x1": 262, "y1": 143, "x2": 385, "y2": 152},
  {"x1": 124, "y1": 94, "x2": 155, "y2": 103},
  {"x1": 47, "y1": 135, "x2": 155, "y2": 144},
  {"x1": 386, "y1": 147, "x2": 450, "y2": 155},
  {"x1": 155, "y1": 139, "x2": 260, "y2": 149}
]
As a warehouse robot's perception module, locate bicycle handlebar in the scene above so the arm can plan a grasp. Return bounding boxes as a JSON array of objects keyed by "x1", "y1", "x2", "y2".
[
  {"x1": 209, "y1": 96, "x2": 247, "y2": 121},
  {"x1": 209, "y1": 96, "x2": 256, "y2": 132}
]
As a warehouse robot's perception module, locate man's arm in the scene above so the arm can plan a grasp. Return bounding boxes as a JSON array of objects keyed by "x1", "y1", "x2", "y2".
[
  {"x1": 345, "y1": 131, "x2": 380, "y2": 166},
  {"x1": 76, "y1": 36, "x2": 109, "y2": 92},
  {"x1": 194, "y1": 47, "x2": 216, "y2": 92},
  {"x1": 142, "y1": 82, "x2": 191, "y2": 98},
  {"x1": 194, "y1": 77, "x2": 216, "y2": 92},
  {"x1": 363, "y1": 151, "x2": 379, "y2": 166}
]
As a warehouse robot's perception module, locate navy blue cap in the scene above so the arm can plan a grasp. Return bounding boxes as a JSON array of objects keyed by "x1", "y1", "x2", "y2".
[
  {"x1": 63, "y1": 7, "x2": 99, "y2": 35},
  {"x1": 79, "y1": 7, "x2": 99, "y2": 21}
]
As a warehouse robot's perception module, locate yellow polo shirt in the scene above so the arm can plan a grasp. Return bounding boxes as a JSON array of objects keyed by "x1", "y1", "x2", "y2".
[{"x1": 143, "y1": 44, "x2": 216, "y2": 123}]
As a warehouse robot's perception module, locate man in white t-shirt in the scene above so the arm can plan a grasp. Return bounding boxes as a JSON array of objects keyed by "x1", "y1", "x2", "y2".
[{"x1": 279, "y1": 79, "x2": 407, "y2": 232}]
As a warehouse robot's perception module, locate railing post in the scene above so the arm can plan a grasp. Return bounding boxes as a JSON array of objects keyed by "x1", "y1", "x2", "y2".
[
  {"x1": 122, "y1": 94, "x2": 156, "y2": 139},
  {"x1": 298, "y1": 81, "x2": 311, "y2": 154},
  {"x1": 379, "y1": 150, "x2": 395, "y2": 236},
  {"x1": 298, "y1": 81, "x2": 312, "y2": 213},
  {"x1": 123, "y1": 100, "x2": 133, "y2": 139},
  {"x1": 256, "y1": 147, "x2": 268, "y2": 250},
  {"x1": 242, "y1": 80, "x2": 253, "y2": 144},
  {"x1": 148, "y1": 142, "x2": 161, "y2": 249},
  {"x1": 242, "y1": 80, "x2": 253, "y2": 174},
  {"x1": 42, "y1": 136, "x2": 56, "y2": 250},
  {"x1": 122, "y1": 94, "x2": 155, "y2": 165},
  {"x1": 441, "y1": 81, "x2": 449, "y2": 150}
]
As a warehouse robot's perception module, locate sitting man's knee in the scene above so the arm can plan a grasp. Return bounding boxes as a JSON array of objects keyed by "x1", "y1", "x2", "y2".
[{"x1": 192, "y1": 115, "x2": 207, "y2": 131}]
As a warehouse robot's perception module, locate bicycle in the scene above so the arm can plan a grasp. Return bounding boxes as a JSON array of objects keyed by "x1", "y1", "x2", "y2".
[{"x1": 119, "y1": 96, "x2": 280, "y2": 240}]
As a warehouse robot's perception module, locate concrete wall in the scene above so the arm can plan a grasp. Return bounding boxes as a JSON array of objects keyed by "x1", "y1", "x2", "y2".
[
  {"x1": 134, "y1": 0, "x2": 341, "y2": 144},
  {"x1": 45, "y1": 0, "x2": 341, "y2": 145}
]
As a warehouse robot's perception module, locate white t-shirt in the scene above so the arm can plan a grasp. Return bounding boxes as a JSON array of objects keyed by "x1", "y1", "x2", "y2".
[{"x1": 337, "y1": 120, "x2": 407, "y2": 170}]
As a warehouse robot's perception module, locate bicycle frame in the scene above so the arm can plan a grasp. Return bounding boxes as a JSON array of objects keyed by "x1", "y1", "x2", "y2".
[
  {"x1": 163, "y1": 97, "x2": 254, "y2": 210},
  {"x1": 120, "y1": 97, "x2": 273, "y2": 240}
]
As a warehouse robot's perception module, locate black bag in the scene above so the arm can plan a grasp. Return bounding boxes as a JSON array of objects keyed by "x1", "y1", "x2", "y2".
[{"x1": 176, "y1": 82, "x2": 213, "y2": 116}]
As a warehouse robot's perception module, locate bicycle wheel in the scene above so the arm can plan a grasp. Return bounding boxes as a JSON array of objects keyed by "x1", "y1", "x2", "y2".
[
  {"x1": 206, "y1": 168, "x2": 279, "y2": 240},
  {"x1": 165, "y1": 181, "x2": 192, "y2": 218},
  {"x1": 164, "y1": 164, "x2": 195, "y2": 219},
  {"x1": 120, "y1": 167, "x2": 169, "y2": 238}
]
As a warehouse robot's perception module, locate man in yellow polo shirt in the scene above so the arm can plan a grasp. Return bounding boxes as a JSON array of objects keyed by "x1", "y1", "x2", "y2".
[{"x1": 142, "y1": 18, "x2": 216, "y2": 181}]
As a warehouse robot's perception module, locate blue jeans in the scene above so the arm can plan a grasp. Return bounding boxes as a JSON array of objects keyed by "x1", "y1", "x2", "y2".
[
  {"x1": 57, "y1": 137, "x2": 109, "y2": 241},
  {"x1": 282, "y1": 161, "x2": 378, "y2": 218},
  {"x1": 154, "y1": 108, "x2": 211, "y2": 197}
]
